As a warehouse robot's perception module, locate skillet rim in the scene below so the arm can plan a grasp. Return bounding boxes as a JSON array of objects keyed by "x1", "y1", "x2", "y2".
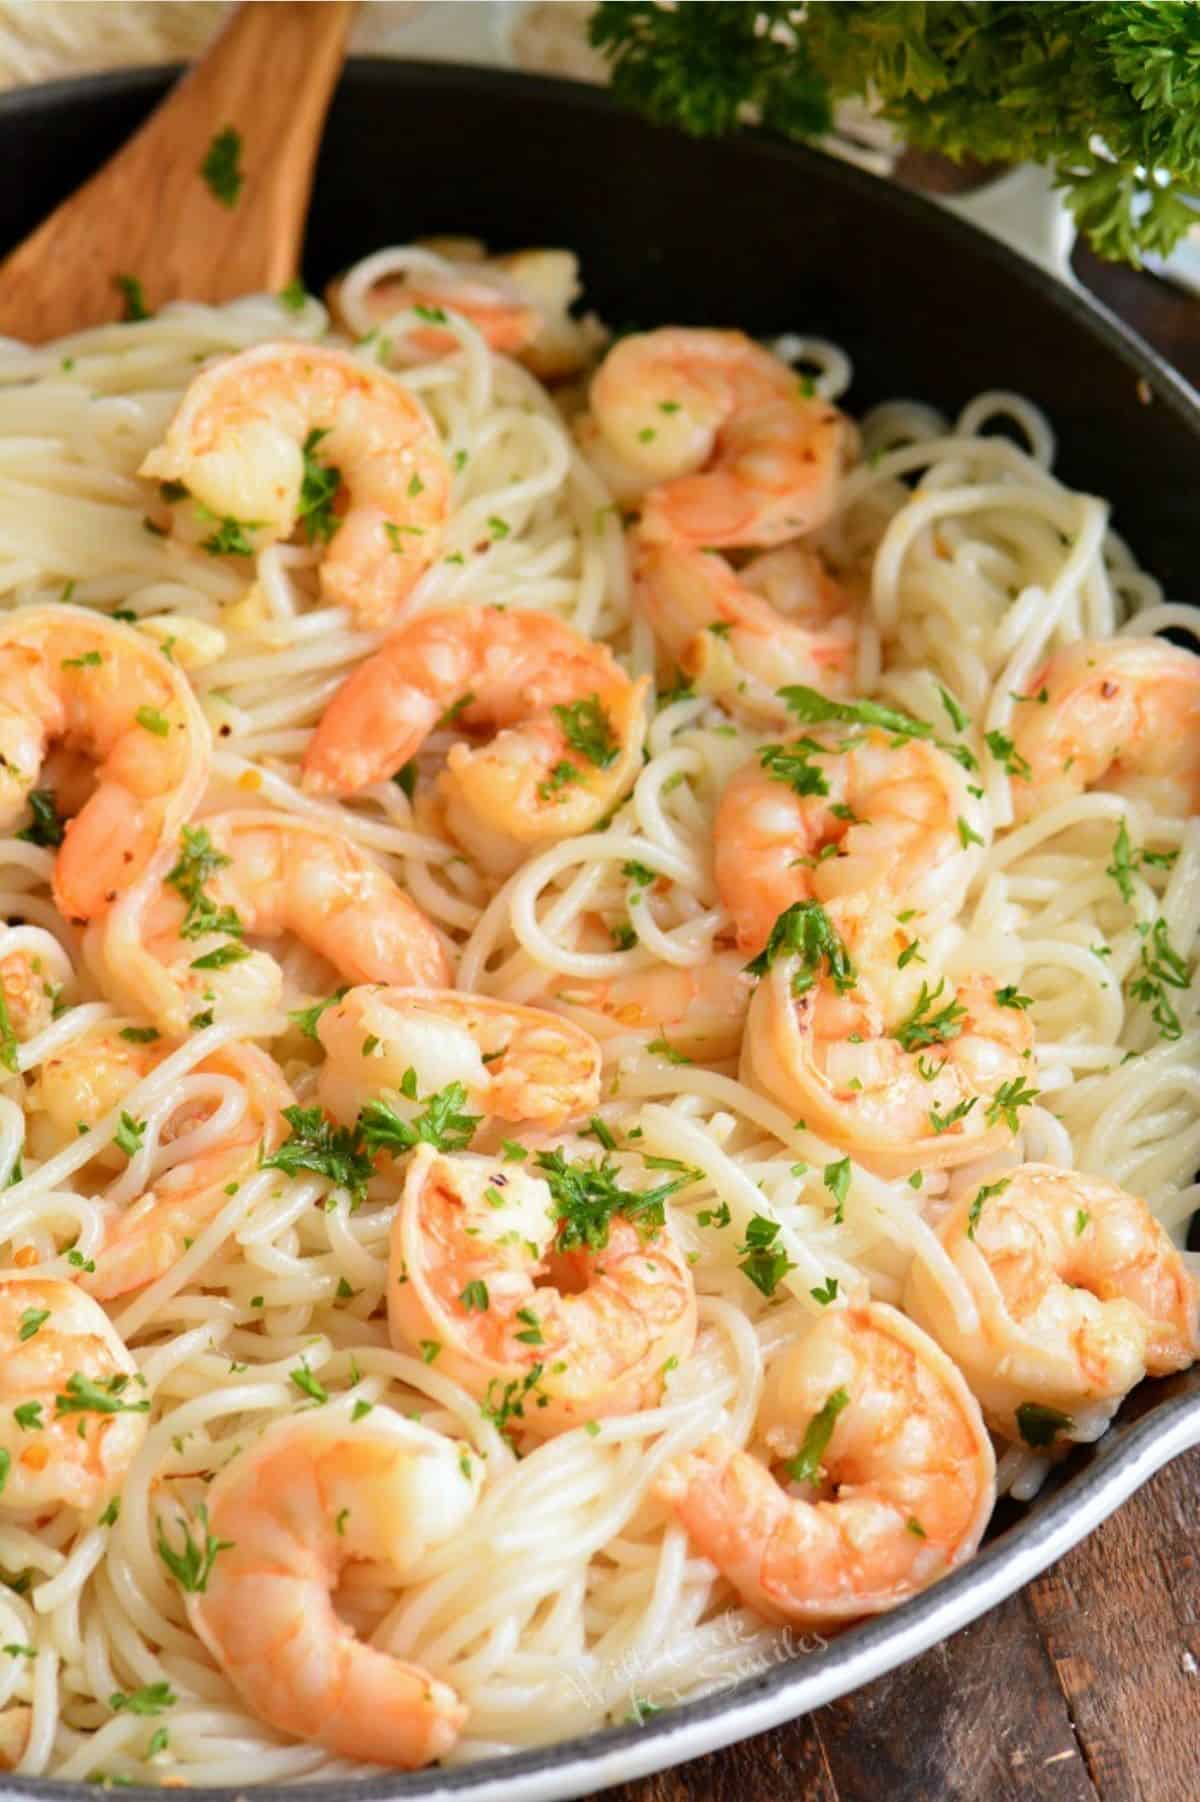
[{"x1": 1, "y1": 54, "x2": 1198, "y2": 1802}]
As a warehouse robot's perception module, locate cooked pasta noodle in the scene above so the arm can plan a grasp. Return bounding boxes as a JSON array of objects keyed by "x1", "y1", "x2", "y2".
[{"x1": 0, "y1": 244, "x2": 1193, "y2": 1781}]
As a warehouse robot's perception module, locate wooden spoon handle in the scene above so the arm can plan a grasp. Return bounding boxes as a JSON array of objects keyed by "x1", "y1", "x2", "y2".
[{"x1": 0, "y1": 1, "x2": 355, "y2": 344}]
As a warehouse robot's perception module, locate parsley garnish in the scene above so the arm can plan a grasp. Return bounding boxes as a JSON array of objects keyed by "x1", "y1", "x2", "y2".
[
  {"x1": 114, "y1": 1113, "x2": 146, "y2": 1157},
  {"x1": 744, "y1": 900, "x2": 856, "y2": 993},
  {"x1": 288, "y1": 987, "x2": 349, "y2": 1042},
  {"x1": 358, "y1": 1081, "x2": 480, "y2": 1156},
  {"x1": 893, "y1": 979, "x2": 967, "y2": 1052},
  {"x1": 135, "y1": 706, "x2": 169, "y2": 738},
  {"x1": 17, "y1": 788, "x2": 65, "y2": 848},
  {"x1": 1128, "y1": 917, "x2": 1189, "y2": 1040},
  {"x1": 535, "y1": 1148, "x2": 686, "y2": 1251},
  {"x1": 110, "y1": 1682, "x2": 175, "y2": 1716},
  {"x1": 17, "y1": 1308, "x2": 48, "y2": 1343},
  {"x1": 200, "y1": 126, "x2": 244, "y2": 208},
  {"x1": 156, "y1": 1504, "x2": 232, "y2": 1594},
  {"x1": 783, "y1": 1386, "x2": 850, "y2": 1484},
  {"x1": 984, "y1": 729, "x2": 1032, "y2": 780},
  {"x1": 298, "y1": 428, "x2": 342, "y2": 544},
  {"x1": 1016, "y1": 1401, "x2": 1074, "y2": 1448},
  {"x1": 966, "y1": 1177, "x2": 1010, "y2": 1240},
  {"x1": 758, "y1": 740, "x2": 830, "y2": 798},
  {"x1": 114, "y1": 274, "x2": 151, "y2": 322},
  {"x1": 261, "y1": 1105, "x2": 374, "y2": 1206},
  {"x1": 736, "y1": 1214, "x2": 795, "y2": 1297},
  {"x1": 552, "y1": 695, "x2": 618, "y2": 768},
  {"x1": 277, "y1": 279, "x2": 308, "y2": 312},
  {"x1": 986, "y1": 1076, "x2": 1040, "y2": 1132}
]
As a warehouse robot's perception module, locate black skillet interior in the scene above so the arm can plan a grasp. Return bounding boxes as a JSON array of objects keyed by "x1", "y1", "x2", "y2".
[{"x1": 4, "y1": 53, "x2": 1200, "y2": 1801}]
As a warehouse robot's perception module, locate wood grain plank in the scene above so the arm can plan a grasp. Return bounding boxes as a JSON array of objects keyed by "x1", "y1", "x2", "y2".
[{"x1": 1026, "y1": 1453, "x2": 1200, "y2": 1802}]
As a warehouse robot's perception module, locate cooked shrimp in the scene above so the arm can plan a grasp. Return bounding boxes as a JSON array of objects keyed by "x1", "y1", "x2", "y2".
[
  {"x1": 87, "y1": 1043, "x2": 295, "y2": 1301},
  {"x1": 588, "y1": 328, "x2": 851, "y2": 547},
  {"x1": 656, "y1": 1301, "x2": 994, "y2": 1627},
  {"x1": 188, "y1": 1407, "x2": 479, "y2": 1767},
  {"x1": 0, "y1": 942, "x2": 61, "y2": 1044},
  {"x1": 0, "y1": 1276, "x2": 148, "y2": 1514},
  {"x1": 90, "y1": 812, "x2": 450, "y2": 1036},
  {"x1": 141, "y1": 343, "x2": 450, "y2": 628},
  {"x1": 552, "y1": 949, "x2": 754, "y2": 1062},
  {"x1": 741, "y1": 897, "x2": 1035, "y2": 1178},
  {"x1": 389, "y1": 1144, "x2": 697, "y2": 1435},
  {"x1": 0, "y1": 1706, "x2": 30, "y2": 1771},
  {"x1": 331, "y1": 243, "x2": 602, "y2": 379},
  {"x1": 0, "y1": 606, "x2": 208, "y2": 923},
  {"x1": 633, "y1": 536, "x2": 858, "y2": 722},
  {"x1": 715, "y1": 726, "x2": 978, "y2": 954},
  {"x1": 906, "y1": 1164, "x2": 1200, "y2": 1445},
  {"x1": 302, "y1": 607, "x2": 649, "y2": 868},
  {"x1": 1010, "y1": 636, "x2": 1200, "y2": 822},
  {"x1": 30, "y1": 1017, "x2": 162, "y2": 1168},
  {"x1": 317, "y1": 986, "x2": 601, "y2": 1130}
]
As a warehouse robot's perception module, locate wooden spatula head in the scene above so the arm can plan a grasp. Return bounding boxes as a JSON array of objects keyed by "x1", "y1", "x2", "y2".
[{"x1": 0, "y1": 1, "x2": 355, "y2": 344}]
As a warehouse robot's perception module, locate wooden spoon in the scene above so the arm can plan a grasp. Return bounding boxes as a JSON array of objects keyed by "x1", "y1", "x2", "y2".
[{"x1": 0, "y1": 1, "x2": 355, "y2": 344}]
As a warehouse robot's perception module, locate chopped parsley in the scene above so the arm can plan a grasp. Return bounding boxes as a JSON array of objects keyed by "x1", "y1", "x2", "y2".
[
  {"x1": 113, "y1": 1113, "x2": 146, "y2": 1157},
  {"x1": 966, "y1": 1177, "x2": 1010, "y2": 1240},
  {"x1": 297, "y1": 427, "x2": 342, "y2": 544},
  {"x1": 1015, "y1": 1401, "x2": 1074, "y2": 1448},
  {"x1": 119, "y1": 1026, "x2": 160, "y2": 1044},
  {"x1": 736, "y1": 1214, "x2": 795, "y2": 1298},
  {"x1": 758, "y1": 740, "x2": 830, "y2": 798},
  {"x1": 893, "y1": 979, "x2": 967, "y2": 1052},
  {"x1": 810, "y1": 1276, "x2": 839, "y2": 1305},
  {"x1": 1128, "y1": 917, "x2": 1189, "y2": 1041},
  {"x1": 536, "y1": 1147, "x2": 687, "y2": 1251},
  {"x1": 984, "y1": 729, "x2": 1032, "y2": 780},
  {"x1": 17, "y1": 788, "x2": 65, "y2": 848},
  {"x1": 783, "y1": 1386, "x2": 849, "y2": 1484},
  {"x1": 460, "y1": 1280, "x2": 489, "y2": 1314},
  {"x1": 55, "y1": 1373, "x2": 150, "y2": 1418},
  {"x1": 985, "y1": 1076, "x2": 1040, "y2": 1132},
  {"x1": 156, "y1": 1503, "x2": 232, "y2": 1594},
  {"x1": 553, "y1": 694, "x2": 618, "y2": 768},
  {"x1": 929, "y1": 1096, "x2": 977, "y2": 1135},
  {"x1": 289, "y1": 1362, "x2": 328, "y2": 1405},
  {"x1": 17, "y1": 1308, "x2": 49, "y2": 1342},
  {"x1": 200, "y1": 126, "x2": 244, "y2": 207},
  {"x1": 277, "y1": 279, "x2": 308, "y2": 312},
  {"x1": 288, "y1": 987, "x2": 349, "y2": 1041},
  {"x1": 110, "y1": 1682, "x2": 176, "y2": 1716},
  {"x1": 358, "y1": 1080, "x2": 480, "y2": 1157},
  {"x1": 744, "y1": 899, "x2": 856, "y2": 993},
  {"x1": 823, "y1": 1156, "x2": 851, "y2": 1223},
  {"x1": 198, "y1": 512, "x2": 260, "y2": 558},
  {"x1": 481, "y1": 1363, "x2": 544, "y2": 1434},
  {"x1": 994, "y1": 985, "x2": 1033, "y2": 1010},
  {"x1": 261, "y1": 1105, "x2": 374, "y2": 1206},
  {"x1": 114, "y1": 274, "x2": 151, "y2": 322},
  {"x1": 135, "y1": 705, "x2": 169, "y2": 738}
]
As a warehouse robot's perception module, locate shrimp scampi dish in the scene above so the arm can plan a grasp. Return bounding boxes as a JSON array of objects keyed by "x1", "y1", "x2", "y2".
[{"x1": 0, "y1": 235, "x2": 1193, "y2": 1782}]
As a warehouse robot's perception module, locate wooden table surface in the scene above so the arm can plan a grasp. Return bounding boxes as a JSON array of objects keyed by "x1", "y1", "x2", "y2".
[{"x1": 610, "y1": 246, "x2": 1200, "y2": 1802}]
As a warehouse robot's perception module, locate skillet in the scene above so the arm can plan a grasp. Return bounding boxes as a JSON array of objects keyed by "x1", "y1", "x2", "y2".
[{"x1": 4, "y1": 58, "x2": 1200, "y2": 1802}]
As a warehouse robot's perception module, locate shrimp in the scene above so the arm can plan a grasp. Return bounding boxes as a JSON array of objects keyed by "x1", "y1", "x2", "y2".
[
  {"x1": 330, "y1": 242, "x2": 603, "y2": 380},
  {"x1": 715, "y1": 726, "x2": 979, "y2": 954},
  {"x1": 188, "y1": 1407, "x2": 479, "y2": 1767},
  {"x1": 588, "y1": 328, "x2": 851, "y2": 547},
  {"x1": 1010, "y1": 636, "x2": 1200, "y2": 822},
  {"x1": 30, "y1": 1017, "x2": 163, "y2": 1168},
  {"x1": 0, "y1": 606, "x2": 208, "y2": 923},
  {"x1": 741, "y1": 897, "x2": 1035, "y2": 1178},
  {"x1": 140, "y1": 343, "x2": 450, "y2": 628},
  {"x1": 552, "y1": 949, "x2": 755, "y2": 1062},
  {"x1": 0, "y1": 1706, "x2": 30, "y2": 1771},
  {"x1": 0, "y1": 1276, "x2": 148, "y2": 1514},
  {"x1": 302, "y1": 607, "x2": 650, "y2": 870},
  {"x1": 87, "y1": 1043, "x2": 295, "y2": 1301},
  {"x1": 633, "y1": 536, "x2": 859, "y2": 722},
  {"x1": 389, "y1": 1145, "x2": 696, "y2": 1435},
  {"x1": 317, "y1": 986, "x2": 601, "y2": 1131},
  {"x1": 905, "y1": 1164, "x2": 1200, "y2": 1446},
  {"x1": 87, "y1": 812, "x2": 450, "y2": 1037},
  {"x1": 655, "y1": 1301, "x2": 994, "y2": 1627},
  {"x1": 0, "y1": 937, "x2": 66, "y2": 1052}
]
